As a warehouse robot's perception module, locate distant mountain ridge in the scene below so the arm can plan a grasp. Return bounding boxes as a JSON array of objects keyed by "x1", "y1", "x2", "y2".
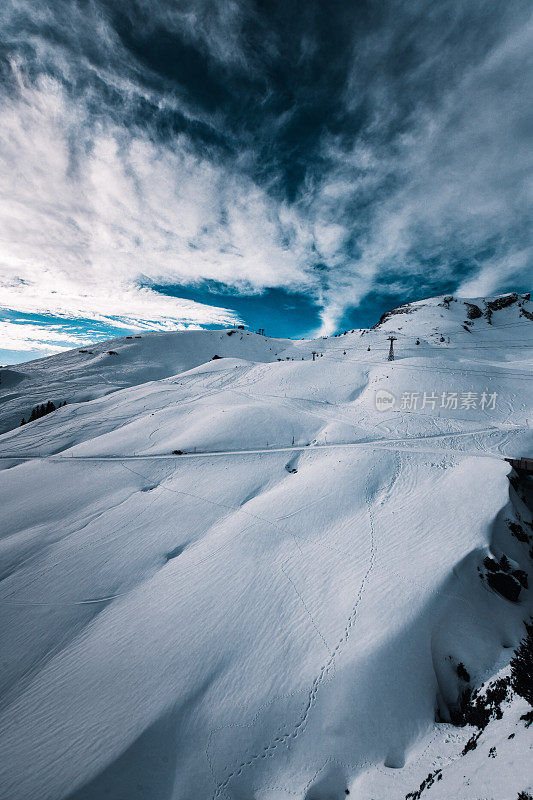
[{"x1": 0, "y1": 291, "x2": 531, "y2": 436}]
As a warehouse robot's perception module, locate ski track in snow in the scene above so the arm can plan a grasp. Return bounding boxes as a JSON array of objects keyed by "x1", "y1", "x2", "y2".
[
  {"x1": 206, "y1": 445, "x2": 506, "y2": 798},
  {"x1": 0, "y1": 421, "x2": 518, "y2": 464},
  {"x1": 209, "y1": 459, "x2": 385, "y2": 800},
  {"x1": 204, "y1": 448, "x2": 499, "y2": 799},
  {"x1": 114, "y1": 459, "x2": 341, "y2": 674},
  {"x1": 0, "y1": 484, "x2": 167, "y2": 607}
]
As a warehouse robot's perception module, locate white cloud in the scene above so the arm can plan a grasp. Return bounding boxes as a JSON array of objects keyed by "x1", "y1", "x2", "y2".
[
  {"x1": 0, "y1": 320, "x2": 95, "y2": 353},
  {"x1": 309, "y1": 2, "x2": 533, "y2": 332},
  {"x1": 0, "y1": 66, "x2": 312, "y2": 333},
  {"x1": 457, "y1": 247, "x2": 533, "y2": 298}
]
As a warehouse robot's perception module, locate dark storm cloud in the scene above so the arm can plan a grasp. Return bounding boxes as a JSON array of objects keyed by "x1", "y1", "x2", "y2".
[{"x1": 0, "y1": 0, "x2": 531, "y2": 344}]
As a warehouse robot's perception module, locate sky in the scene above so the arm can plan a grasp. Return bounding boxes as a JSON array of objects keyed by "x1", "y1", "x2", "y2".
[{"x1": 0, "y1": 0, "x2": 531, "y2": 363}]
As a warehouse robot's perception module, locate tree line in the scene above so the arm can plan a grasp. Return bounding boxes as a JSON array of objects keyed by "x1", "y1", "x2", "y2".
[{"x1": 20, "y1": 400, "x2": 66, "y2": 426}]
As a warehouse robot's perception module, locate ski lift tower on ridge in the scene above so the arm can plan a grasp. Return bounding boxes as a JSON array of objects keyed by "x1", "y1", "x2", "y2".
[{"x1": 387, "y1": 336, "x2": 397, "y2": 361}]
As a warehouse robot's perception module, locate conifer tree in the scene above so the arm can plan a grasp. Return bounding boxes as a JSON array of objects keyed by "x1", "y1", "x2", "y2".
[{"x1": 511, "y1": 619, "x2": 533, "y2": 714}]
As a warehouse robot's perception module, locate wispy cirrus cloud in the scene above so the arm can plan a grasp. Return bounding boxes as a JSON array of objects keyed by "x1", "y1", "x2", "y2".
[
  {"x1": 0, "y1": 318, "x2": 95, "y2": 354},
  {"x1": 307, "y1": 0, "x2": 533, "y2": 329},
  {"x1": 0, "y1": 67, "x2": 310, "y2": 330}
]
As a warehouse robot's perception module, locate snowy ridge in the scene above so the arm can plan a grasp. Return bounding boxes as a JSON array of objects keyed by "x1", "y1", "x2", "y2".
[{"x1": 0, "y1": 292, "x2": 532, "y2": 800}]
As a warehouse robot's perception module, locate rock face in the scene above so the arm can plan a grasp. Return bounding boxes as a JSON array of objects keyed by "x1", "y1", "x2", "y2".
[{"x1": 487, "y1": 570, "x2": 522, "y2": 603}]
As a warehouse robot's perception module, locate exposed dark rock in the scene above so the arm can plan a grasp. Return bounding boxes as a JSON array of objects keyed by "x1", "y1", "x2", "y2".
[
  {"x1": 406, "y1": 769, "x2": 442, "y2": 799},
  {"x1": 512, "y1": 569, "x2": 528, "y2": 589},
  {"x1": 483, "y1": 556, "x2": 500, "y2": 573},
  {"x1": 487, "y1": 571, "x2": 521, "y2": 602},
  {"x1": 372, "y1": 303, "x2": 417, "y2": 328},
  {"x1": 487, "y1": 293, "x2": 518, "y2": 312},
  {"x1": 509, "y1": 521, "x2": 530, "y2": 543},
  {"x1": 465, "y1": 302, "x2": 483, "y2": 319}
]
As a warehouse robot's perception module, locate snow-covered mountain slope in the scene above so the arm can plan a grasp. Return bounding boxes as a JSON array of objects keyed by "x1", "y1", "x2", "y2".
[
  {"x1": 0, "y1": 292, "x2": 532, "y2": 800},
  {"x1": 0, "y1": 328, "x2": 293, "y2": 435},
  {"x1": 0, "y1": 291, "x2": 530, "y2": 436}
]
